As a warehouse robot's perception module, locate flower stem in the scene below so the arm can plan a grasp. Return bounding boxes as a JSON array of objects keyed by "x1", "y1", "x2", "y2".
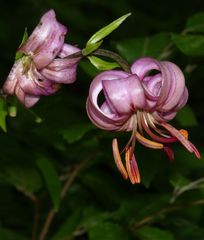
[
  {"x1": 64, "y1": 48, "x2": 130, "y2": 72},
  {"x1": 64, "y1": 51, "x2": 83, "y2": 59},
  {"x1": 93, "y1": 49, "x2": 131, "y2": 72}
]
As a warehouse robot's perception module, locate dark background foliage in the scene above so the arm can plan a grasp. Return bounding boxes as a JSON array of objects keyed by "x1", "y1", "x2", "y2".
[{"x1": 0, "y1": 0, "x2": 204, "y2": 239}]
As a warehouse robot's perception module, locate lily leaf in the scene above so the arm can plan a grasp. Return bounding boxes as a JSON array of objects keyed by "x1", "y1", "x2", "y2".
[
  {"x1": 172, "y1": 33, "x2": 204, "y2": 56},
  {"x1": 82, "y1": 40, "x2": 103, "y2": 56},
  {"x1": 84, "y1": 13, "x2": 131, "y2": 55},
  {"x1": 88, "y1": 56, "x2": 119, "y2": 70},
  {"x1": 136, "y1": 227, "x2": 175, "y2": 240},
  {"x1": 186, "y1": 12, "x2": 204, "y2": 33},
  {"x1": 60, "y1": 123, "x2": 95, "y2": 144},
  {"x1": 36, "y1": 158, "x2": 61, "y2": 211}
]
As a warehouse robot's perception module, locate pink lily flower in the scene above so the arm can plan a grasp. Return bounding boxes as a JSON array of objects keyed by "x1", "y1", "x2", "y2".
[
  {"x1": 86, "y1": 57, "x2": 200, "y2": 184},
  {"x1": 3, "y1": 10, "x2": 81, "y2": 107}
]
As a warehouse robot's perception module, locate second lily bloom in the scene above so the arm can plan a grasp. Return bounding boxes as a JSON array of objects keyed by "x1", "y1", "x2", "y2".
[
  {"x1": 86, "y1": 57, "x2": 200, "y2": 184},
  {"x1": 3, "y1": 10, "x2": 81, "y2": 107}
]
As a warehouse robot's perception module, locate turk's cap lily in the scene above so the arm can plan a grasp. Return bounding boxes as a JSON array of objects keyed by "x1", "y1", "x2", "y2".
[
  {"x1": 18, "y1": 9, "x2": 67, "y2": 70},
  {"x1": 3, "y1": 10, "x2": 82, "y2": 108},
  {"x1": 86, "y1": 57, "x2": 200, "y2": 184}
]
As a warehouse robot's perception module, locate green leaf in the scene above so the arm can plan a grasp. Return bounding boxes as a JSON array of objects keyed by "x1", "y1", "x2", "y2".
[
  {"x1": 0, "y1": 227, "x2": 28, "y2": 240},
  {"x1": 172, "y1": 33, "x2": 204, "y2": 56},
  {"x1": 136, "y1": 227, "x2": 175, "y2": 240},
  {"x1": 36, "y1": 158, "x2": 61, "y2": 211},
  {"x1": 176, "y1": 105, "x2": 198, "y2": 127},
  {"x1": 115, "y1": 33, "x2": 171, "y2": 62},
  {"x1": 167, "y1": 218, "x2": 204, "y2": 240},
  {"x1": 89, "y1": 222, "x2": 130, "y2": 240},
  {"x1": 84, "y1": 13, "x2": 131, "y2": 55},
  {"x1": 0, "y1": 97, "x2": 8, "y2": 132},
  {"x1": 0, "y1": 164, "x2": 42, "y2": 193},
  {"x1": 169, "y1": 173, "x2": 190, "y2": 188},
  {"x1": 15, "y1": 28, "x2": 28, "y2": 60},
  {"x1": 186, "y1": 12, "x2": 204, "y2": 33},
  {"x1": 60, "y1": 123, "x2": 95, "y2": 144},
  {"x1": 80, "y1": 59, "x2": 100, "y2": 77},
  {"x1": 88, "y1": 56, "x2": 119, "y2": 70},
  {"x1": 82, "y1": 40, "x2": 103, "y2": 56}
]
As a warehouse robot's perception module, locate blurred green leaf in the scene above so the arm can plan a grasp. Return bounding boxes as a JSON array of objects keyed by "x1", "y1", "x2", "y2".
[
  {"x1": 167, "y1": 218, "x2": 204, "y2": 240},
  {"x1": 59, "y1": 123, "x2": 95, "y2": 144},
  {"x1": 0, "y1": 227, "x2": 28, "y2": 240},
  {"x1": 136, "y1": 227, "x2": 175, "y2": 240},
  {"x1": 89, "y1": 222, "x2": 130, "y2": 240},
  {"x1": 186, "y1": 12, "x2": 204, "y2": 33},
  {"x1": 170, "y1": 173, "x2": 190, "y2": 188},
  {"x1": 118, "y1": 193, "x2": 169, "y2": 223},
  {"x1": 0, "y1": 164, "x2": 42, "y2": 193},
  {"x1": 172, "y1": 33, "x2": 204, "y2": 56},
  {"x1": 88, "y1": 56, "x2": 119, "y2": 70},
  {"x1": 176, "y1": 105, "x2": 198, "y2": 127},
  {"x1": 37, "y1": 158, "x2": 61, "y2": 211},
  {"x1": 115, "y1": 33, "x2": 171, "y2": 62},
  {"x1": 0, "y1": 97, "x2": 7, "y2": 132},
  {"x1": 81, "y1": 206, "x2": 112, "y2": 230}
]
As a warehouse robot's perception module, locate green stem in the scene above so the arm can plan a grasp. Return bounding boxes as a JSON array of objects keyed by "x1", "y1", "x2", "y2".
[
  {"x1": 64, "y1": 48, "x2": 130, "y2": 72},
  {"x1": 93, "y1": 49, "x2": 131, "y2": 72}
]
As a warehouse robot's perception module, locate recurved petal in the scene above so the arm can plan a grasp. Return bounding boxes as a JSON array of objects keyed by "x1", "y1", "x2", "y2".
[
  {"x1": 41, "y1": 65, "x2": 78, "y2": 83},
  {"x1": 87, "y1": 98, "x2": 129, "y2": 130},
  {"x1": 14, "y1": 84, "x2": 40, "y2": 108},
  {"x1": 174, "y1": 87, "x2": 188, "y2": 111},
  {"x1": 89, "y1": 70, "x2": 130, "y2": 114},
  {"x1": 87, "y1": 70, "x2": 140, "y2": 130},
  {"x1": 18, "y1": 68, "x2": 59, "y2": 96},
  {"x1": 2, "y1": 60, "x2": 22, "y2": 95},
  {"x1": 58, "y1": 44, "x2": 81, "y2": 59},
  {"x1": 24, "y1": 95, "x2": 40, "y2": 108},
  {"x1": 131, "y1": 57, "x2": 161, "y2": 79},
  {"x1": 45, "y1": 44, "x2": 81, "y2": 71},
  {"x1": 157, "y1": 61, "x2": 186, "y2": 111},
  {"x1": 102, "y1": 74, "x2": 146, "y2": 114},
  {"x1": 19, "y1": 9, "x2": 67, "y2": 69},
  {"x1": 40, "y1": 44, "x2": 81, "y2": 83},
  {"x1": 152, "y1": 110, "x2": 177, "y2": 122}
]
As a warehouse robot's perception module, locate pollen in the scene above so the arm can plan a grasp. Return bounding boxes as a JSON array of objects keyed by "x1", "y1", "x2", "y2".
[{"x1": 179, "y1": 129, "x2": 188, "y2": 139}]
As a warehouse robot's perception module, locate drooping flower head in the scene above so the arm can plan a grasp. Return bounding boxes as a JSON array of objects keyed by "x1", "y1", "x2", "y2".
[
  {"x1": 3, "y1": 10, "x2": 81, "y2": 107},
  {"x1": 87, "y1": 57, "x2": 200, "y2": 184}
]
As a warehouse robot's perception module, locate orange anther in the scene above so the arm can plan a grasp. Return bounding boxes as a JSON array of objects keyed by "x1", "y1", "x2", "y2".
[{"x1": 179, "y1": 129, "x2": 188, "y2": 139}]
